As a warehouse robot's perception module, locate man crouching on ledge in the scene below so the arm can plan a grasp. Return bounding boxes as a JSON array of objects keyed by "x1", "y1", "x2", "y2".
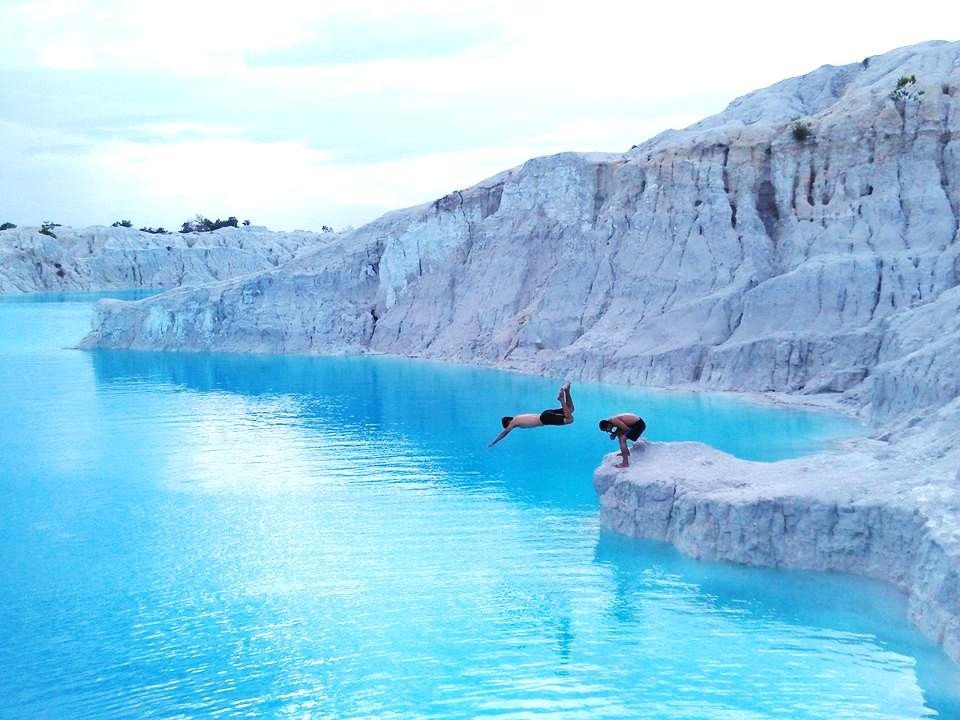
[
  {"x1": 599, "y1": 413, "x2": 646, "y2": 468},
  {"x1": 488, "y1": 382, "x2": 574, "y2": 447}
]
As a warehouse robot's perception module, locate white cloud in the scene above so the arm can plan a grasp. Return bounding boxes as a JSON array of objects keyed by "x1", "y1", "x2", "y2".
[
  {"x1": 17, "y1": 0, "x2": 87, "y2": 23},
  {"x1": 0, "y1": 0, "x2": 955, "y2": 230},
  {"x1": 77, "y1": 137, "x2": 551, "y2": 230},
  {"x1": 36, "y1": 30, "x2": 98, "y2": 70}
]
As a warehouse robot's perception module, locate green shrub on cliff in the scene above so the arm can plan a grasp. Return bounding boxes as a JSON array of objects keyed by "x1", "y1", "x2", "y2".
[
  {"x1": 39, "y1": 221, "x2": 61, "y2": 238},
  {"x1": 889, "y1": 74, "x2": 924, "y2": 102},
  {"x1": 791, "y1": 120, "x2": 813, "y2": 142},
  {"x1": 180, "y1": 215, "x2": 240, "y2": 233}
]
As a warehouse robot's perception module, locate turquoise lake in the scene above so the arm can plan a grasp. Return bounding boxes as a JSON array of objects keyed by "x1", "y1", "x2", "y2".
[{"x1": 1, "y1": 292, "x2": 958, "y2": 718}]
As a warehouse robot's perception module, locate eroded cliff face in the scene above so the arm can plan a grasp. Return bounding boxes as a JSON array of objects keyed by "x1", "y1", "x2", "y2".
[
  {"x1": 81, "y1": 41, "x2": 960, "y2": 427},
  {"x1": 0, "y1": 225, "x2": 326, "y2": 295}
]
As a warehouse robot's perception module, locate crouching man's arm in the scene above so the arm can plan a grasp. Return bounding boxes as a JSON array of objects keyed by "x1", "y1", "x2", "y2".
[{"x1": 615, "y1": 432, "x2": 630, "y2": 468}]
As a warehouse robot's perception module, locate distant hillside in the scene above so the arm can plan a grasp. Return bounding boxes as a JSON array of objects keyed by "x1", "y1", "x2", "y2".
[{"x1": 0, "y1": 225, "x2": 328, "y2": 295}]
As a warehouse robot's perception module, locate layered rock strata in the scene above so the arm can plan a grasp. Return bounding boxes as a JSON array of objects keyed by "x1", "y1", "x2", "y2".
[
  {"x1": 0, "y1": 225, "x2": 327, "y2": 295},
  {"x1": 80, "y1": 41, "x2": 960, "y2": 427},
  {"x1": 594, "y1": 403, "x2": 960, "y2": 662}
]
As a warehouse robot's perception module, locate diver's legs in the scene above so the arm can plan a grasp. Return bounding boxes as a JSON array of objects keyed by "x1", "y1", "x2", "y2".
[{"x1": 559, "y1": 382, "x2": 573, "y2": 419}]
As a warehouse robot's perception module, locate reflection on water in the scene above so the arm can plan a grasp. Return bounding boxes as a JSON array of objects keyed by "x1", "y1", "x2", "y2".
[
  {"x1": 0, "y1": 293, "x2": 956, "y2": 719},
  {"x1": 88, "y1": 345, "x2": 861, "y2": 460},
  {"x1": 0, "y1": 289, "x2": 160, "y2": 303}
]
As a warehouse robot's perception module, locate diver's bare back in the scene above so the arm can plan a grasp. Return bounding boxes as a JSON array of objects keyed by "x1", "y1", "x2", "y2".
[{"x1": 510, "y1": 414, "x2": 544, "y2": 428}]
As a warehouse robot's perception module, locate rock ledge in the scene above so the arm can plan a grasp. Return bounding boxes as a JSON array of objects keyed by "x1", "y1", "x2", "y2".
[{"x1": 594, "y1": 432, "x2": 960, "y2": 662}]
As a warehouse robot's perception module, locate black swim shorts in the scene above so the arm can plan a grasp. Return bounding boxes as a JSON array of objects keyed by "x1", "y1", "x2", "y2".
[
  {"x1": 539, "y1": 408, "x2": 567, "y2": 426},
  {"x1": 624, "y1": 417, "x2": 646, "y2": 441}
]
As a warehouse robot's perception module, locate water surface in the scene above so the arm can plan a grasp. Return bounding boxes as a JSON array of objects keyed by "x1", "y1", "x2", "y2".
[{"x1": 1, "y1": 293, "x2": 957, "y2": 719}]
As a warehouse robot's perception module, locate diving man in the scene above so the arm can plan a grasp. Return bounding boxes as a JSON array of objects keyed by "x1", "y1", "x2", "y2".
[{"x1": 488, "y1": 382, "x2": 575, "y2": 447}]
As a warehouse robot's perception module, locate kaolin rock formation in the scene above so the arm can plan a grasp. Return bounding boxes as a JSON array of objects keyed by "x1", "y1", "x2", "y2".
[
  {"x1": 594, "y1": 411, "x2": 960, "y2": 664},
  {"x1": 0, "y1": 224, "x2": 326, "y2": 295},
  {"x1": 81, "y1": 41, "x2": 959, "y2": 428}
]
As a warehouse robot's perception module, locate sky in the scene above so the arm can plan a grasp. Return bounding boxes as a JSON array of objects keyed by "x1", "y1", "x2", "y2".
[{"x1": 0, "y1": 0, "x2": 954, "y2": 232}]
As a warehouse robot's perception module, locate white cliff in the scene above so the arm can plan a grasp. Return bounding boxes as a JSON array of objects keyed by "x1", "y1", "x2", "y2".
[
  {"x1": 80, "y1": 42, "x2": 960, "y2": 423},
  {"x1": 0, "y1": 224, "x2": 328, "y2": 295},
  {"x1": 76, "y1": 41, "x2": 960, "y2": 658},
  {"x1": 595, "y1": 399, "x2": 960, "y2": 662}
]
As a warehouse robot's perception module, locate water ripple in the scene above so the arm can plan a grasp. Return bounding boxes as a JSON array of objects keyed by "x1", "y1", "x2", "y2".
[{"x1": 0, "y1": 296, "x2": 956, "y2": 719}]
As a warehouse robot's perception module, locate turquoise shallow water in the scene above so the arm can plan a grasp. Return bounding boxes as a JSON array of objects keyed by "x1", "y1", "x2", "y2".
[{"x1": 1, "y1": 293, "x2": 958, "y2": 719}]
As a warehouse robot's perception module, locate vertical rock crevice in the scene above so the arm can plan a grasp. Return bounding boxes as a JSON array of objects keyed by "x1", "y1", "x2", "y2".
[
  {"x1": 721, "y1": 144, "x2": 738, "y2": 228},
  {"x1": 755, "y1": 144, "x2": 781, "y2": 247}
]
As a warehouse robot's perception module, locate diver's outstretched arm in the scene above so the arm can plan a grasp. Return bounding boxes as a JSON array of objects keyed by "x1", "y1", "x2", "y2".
[{"x1": 488, "y1": 426, "x2": 513, "y2": 448}]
